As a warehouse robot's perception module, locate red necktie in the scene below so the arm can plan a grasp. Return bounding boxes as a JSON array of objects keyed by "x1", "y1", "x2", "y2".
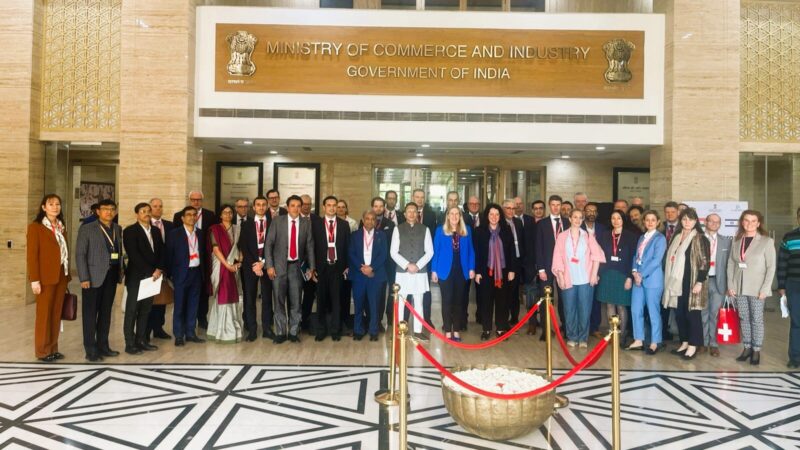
[
  {"x1": 327, "y1": 219, "x2": 336, "y2": 263},
  {"x1": 258, "y1": 219, "x2": 265, "y2": 258},
  {"x1": 290, "y1": 219, "x2": 298, "y2": 260}
]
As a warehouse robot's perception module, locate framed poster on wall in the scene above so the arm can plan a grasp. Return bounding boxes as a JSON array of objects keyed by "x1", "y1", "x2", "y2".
[
  {"x1": 274, "y1": 163, "x2": 320, "y2": 213},
  {"x1": 215, "y1": 162, "x2": 264, "y2": 212},
  {"x1": 613, "y1": 168, "x2": 650, "y2": 208},
  {"x1": 78, "y1": 182, "x2": 115, "y2": 219}
]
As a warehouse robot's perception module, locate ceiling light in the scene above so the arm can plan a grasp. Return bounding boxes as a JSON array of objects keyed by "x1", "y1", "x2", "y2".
[
  {"x1": 595, "y1": 146, "x2": 606, "y2": 151},
  {"x1": 561, "y1": 154, "x2": 570, "y2": 159},
  {"x1": 269, "y1": 150, "x2": 278, "y2": 155},
  {"x1": 70, "y1": 141, "x2": 102, "y2": 146},
  {"x1": 243, "y1": 140, "x2": 253, "y2": 145},
  {"x1": 421, "y1": 144, "x2": 430, "y2": 148},
  {"x1": 416, "y1": 153, "x2": 424, "y2": 157}
]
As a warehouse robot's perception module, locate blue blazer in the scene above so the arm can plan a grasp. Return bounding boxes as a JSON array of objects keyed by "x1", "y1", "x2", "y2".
[
  {"x1": 348, "y1": 228, "x2": 388, "y2": 285},
  {"x1": 165, "y1": 226, "x2": 205, "y2": 286},
  {"x1": 431, "y1": 226, "x2": 476, "y2": 281},
  {"x1": 632, "y1": 232, "x2": 667, "y2": 290}
]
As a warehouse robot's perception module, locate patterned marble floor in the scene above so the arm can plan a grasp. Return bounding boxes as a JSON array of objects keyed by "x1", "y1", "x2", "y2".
[{"x1": 0, "y1": 363, "x2": 798, "y2": 449}]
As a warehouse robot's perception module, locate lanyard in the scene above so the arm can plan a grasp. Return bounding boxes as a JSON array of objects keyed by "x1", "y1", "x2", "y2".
[
  {"x1": 638, "y1": 232, "x2": 653, "y2": 260},
  {"x1": 187, "y1": 231, "x2": 198, "y2": 257},
  {"x1": 570, "y1": 230, "x2": 582, "y2": 261},
  {"x1": 709, "y1": 234, "x2": 717, "y2": 258},
  {"x1": 612, "y1": 231, "x2": 621, "y2": 257},
  {"x1": 740, "y1": 237, "x2": 751, "y2": 262},
  {"x1": 98, "y1": 222, "x2": 116, "y2": 248},
  {"x1": 364, "y1": 229, "x2": 374, "y2": 252}
]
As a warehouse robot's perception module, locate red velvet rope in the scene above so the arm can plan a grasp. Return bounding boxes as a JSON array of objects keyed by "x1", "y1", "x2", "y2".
[
  {"x1": 548, "y1": 304, "x2": 607, "y2": 369},
  {"x1": 401, "y1": 299, "x2": 541, "y2": 350},
  {"x1": 415, "y1": 337, "x2": 609, "y2": 400}
]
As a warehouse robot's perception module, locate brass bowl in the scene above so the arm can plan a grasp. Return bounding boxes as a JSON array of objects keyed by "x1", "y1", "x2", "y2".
[{"x1": 441, "y1": 364, "x2": 555, "y2": 441}]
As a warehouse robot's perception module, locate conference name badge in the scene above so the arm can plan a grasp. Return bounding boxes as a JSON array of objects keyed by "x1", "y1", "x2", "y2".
[
  {"x1": 710, "y1": 261, "x2": 715, "y2": 267},
  {"x1": 110, "y1": 252, "x2": 119, "y2": 260},
  {"x1": 258, "y1": 242, "x2": 264, "y2": 249},
  {"x1": 739, "y1": 262, "x2": 747, "y2": 269},
  {"x1": 611, "y1": 256, "x2": 620, "y2": 262},
  {"x1": 570, "y1": 257, "x2": 579, "y2": 264},
  {"x1": 190, "y1": 252, "x2": 199, "y2": 261}
]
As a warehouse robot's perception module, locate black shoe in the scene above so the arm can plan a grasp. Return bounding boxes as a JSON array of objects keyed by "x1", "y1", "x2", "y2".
[
  {"x1": 645, "y1": 346, "x2": 658, "y2": 355},
  {"x1": 331, "y1": 335, "x2": 342, "y2": 341},
  {"x1": 175, "y1": 338, "x2": 185, "y2": 346},
  {"x1": 681, "y1": 351, "x2": 697, "y2": 360},
  {"x1": 750, "y1": 351, "x2": 760, "y2": 366},
  {"x1": 736, "y1": 348, "x2": 753, "y2": 362},
  {"x1": 53, "y1": 352, "x2": 65, "y2": 360},
  {"x1": 288, "y1": 334, "x2": 300, "y2": 343},
  {"x1": 186, "y1": 336, "x2": 205, "y2": 343},
  {"x1": 481, "y1": 331, "x2": 491, "y2": 341},
  {"x1": 85, "y1": 354, "x2": 103, "y2": 362},
  {"x1": 245, "y1": 332, "x2": 257, "y2": 342},
  {"x1": 354, "y1": 334, "x2": 364, "y2": 341},
  {"x1": 273, "y1": 335, "x2": 287, "y2": 344},
  {"x1": 539, "y1": 333, "x2": 546, "y2": 342},
  {"x1": 99, "y1": 348, "x2": 119, "y2": 357},
  {"x1": 125, "y1": 345, "x2": 143, "y2": 355},
  {"x1": 38, "y1": 354, "x2": 57, "y2": 362},
  {"x1": 263, "y1": 330, "x2": 276, "y2": 340},
  {"x1": 315, "y1": 334, "x2": 326, "y2": 342},
  {"x1": 671, "y1": 347, "x2": 688, "y2": 355},
  {"x1": 370, "y1": 334, "x2": 379, "y2": 341},
  {"x1": 138, "y1": 342, "x2": 158, "y2": 351},
  {"x1": 198, "y1": 320, "x2": 209, "y2": 330},
  {"x1": 414, "y1": 332, "x2": 429, "y2": 342},
  {"x1": 378, "y1": 324, "x2": 386, "y2": 333},
  {"x1": 153, "y1": 329, "x2": 171, "y2": 339}
]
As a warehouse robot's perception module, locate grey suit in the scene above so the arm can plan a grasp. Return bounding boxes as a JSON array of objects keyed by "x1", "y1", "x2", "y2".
[
  {"x1": 265, "y1": 215, "x2": 315, "y2": 336},
  {"x1": 702, "y1": 233, "x2": 732, "y2": 347},
  {"x1": 76, "y1": 221, "x2": 124, "y2": 287}
]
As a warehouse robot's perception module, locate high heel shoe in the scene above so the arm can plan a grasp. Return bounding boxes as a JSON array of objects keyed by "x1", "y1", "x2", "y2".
[
  {"x1": 736, "y1": 348, "x2": 753, "y2": 362},
  {"x1": 671, "y1": 347, "x2": 688, "y2": 355},
  {"x1": 750, "y1": 351, "x2": 760, "y2": 365}
]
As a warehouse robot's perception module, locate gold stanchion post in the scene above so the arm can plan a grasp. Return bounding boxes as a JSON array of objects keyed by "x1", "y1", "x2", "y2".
[
  {"x1": 375, "y1": 284, "x2": 401, "y2": 406},
  {"x1": 398, "y1": 321, "x2": 410, "y2": 450},
  {"x1": 610, "y1": 315, "x2": 621, "y2": 450},
  {"x1": 544, "y1": 285, "x2": 569, "y2": 409}
]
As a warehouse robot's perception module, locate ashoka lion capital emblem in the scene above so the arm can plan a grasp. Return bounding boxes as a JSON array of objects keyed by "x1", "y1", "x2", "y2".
[
  {"x1": 226, "y1": 31, "x2": 257, "y2": 76},
  {"x1": 602, "y1": 39, "x2": 635, "y2": 83}
]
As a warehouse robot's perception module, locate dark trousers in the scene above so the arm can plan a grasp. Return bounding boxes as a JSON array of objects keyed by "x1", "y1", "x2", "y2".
[
  {"x1": 340, "y1": 279, "x2": 353, "y2": 329},
  {"x1": 124, "y1": 281, "x2": 153, "y2": 347},
  {"x1": 479, "y1": 270, "x2": 511, "y2": 332},
  {"x1": 674, "y1": 294, "x2": 703, "y2": 347},
  {"x1": 423, "y1": 272, "x2": 433, "y2": 327},
  {"x1": 441, "y1": 274, "x2": 467, "y2": 332},
  {"x1": 661, "y1": 304, "x2": 673, "y2": 339},
  {"x1": 787, "y1": 279, "x2": 800, "y2": 362},
  {"x1": 173, "y1": 267, "x2": 201, "y2": 339},
  {"x1": 301, "y1": 278, "x2": 317, "y2": 329},
  {"x1": 316, "y1": 264, "x2": 343, "y2": 336},
  {"x1": 508, "y1": 276, "x2": 520, "y2": 324},
  {"x1": 590, "y1": 290, "x2": 602, "y2": 332},
  {"x1": 353, "y1": 277, "x2": 381, "y2": 336},
  {"x1": 81, "y1": 269, "x2": 118, "y2": 356},
  {"x1": 147, "y1": 304, "x2": 167, "y2": 336},
  {"x1": 463, "y1": 279, "x2": 474, "y2": 328},
  {"x1": 242, "y1": 269, "x2": 274, "y2": 335}
]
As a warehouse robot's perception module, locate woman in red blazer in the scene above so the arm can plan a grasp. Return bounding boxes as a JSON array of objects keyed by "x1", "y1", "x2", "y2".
[{"x1": 27, "y1": 194, "x2": 71, "y2": 362}]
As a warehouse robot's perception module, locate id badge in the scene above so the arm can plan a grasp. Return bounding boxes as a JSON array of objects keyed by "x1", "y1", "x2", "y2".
[
  {"x1": 328, "y1": 242, "x2": 336, "y2": 248},
  {"x1": 570, "y1": 257, "x2": 579, "y2": 264},
  {"x1": 710, "y1": 261, "x2": 716, "y2": 267},
  {"x1": 257, "y1": 242, "x2": 264, "y2": 249},
  {"x1": 739, "y1": 262, "x2": 747, "y2": 269},
  {"x1": 110, "y1": 252, "x2": 120, "y2": 260},
  {"x1": 611, "y1": 256, "x2": 620, "y2": 262}
]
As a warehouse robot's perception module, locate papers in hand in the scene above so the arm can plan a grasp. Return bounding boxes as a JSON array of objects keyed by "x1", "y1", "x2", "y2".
[
  {"x1": 138, "y1": 276, "x2": 163, "y2": 301},
  {"x1": 781, "y1": 295, "x2": 789, "y2": 319}
]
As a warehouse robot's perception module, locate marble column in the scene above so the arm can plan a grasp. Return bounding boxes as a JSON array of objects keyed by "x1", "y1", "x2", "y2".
[{"x1": 651, "y1": 0, "x2": 740, "y2": 206}]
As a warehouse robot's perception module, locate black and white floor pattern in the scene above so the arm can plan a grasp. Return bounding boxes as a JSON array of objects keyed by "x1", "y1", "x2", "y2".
[{"x1": 0, "y1": 363, "x2": 798, "y2": 449}]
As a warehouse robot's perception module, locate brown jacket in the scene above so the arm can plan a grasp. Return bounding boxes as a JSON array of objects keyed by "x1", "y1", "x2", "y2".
[{"x1": 27, "y1": 222, "x2": 70, "y2": 286}]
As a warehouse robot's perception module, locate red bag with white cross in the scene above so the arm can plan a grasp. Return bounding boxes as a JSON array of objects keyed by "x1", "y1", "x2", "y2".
[{"x1": 716, "y1": 297, "x2": 741, "y2": 345}]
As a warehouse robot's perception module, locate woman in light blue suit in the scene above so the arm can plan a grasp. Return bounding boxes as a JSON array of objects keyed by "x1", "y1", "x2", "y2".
[
  {"x1": 628, "y1": 210, "x2": 667, "y2": 355},
  {"x1": 431, "y1": 206, "x2": 476, "y2": 342}
]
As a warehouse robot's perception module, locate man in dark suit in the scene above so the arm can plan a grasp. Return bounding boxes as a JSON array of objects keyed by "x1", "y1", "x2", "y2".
[
  {"x1": 350, "y1": 210, "x2": 388, "y2": 341},
  {"x1": 311, "y1": 196, "x2": 350, "y2": 341},
  {"x1": 234, "y1": 198, "x2": 252, "y2": 226},
  {"x1": 266, "y1": 189, "x2": 288, "y2": 219},
  {"x1": 463, "y1": 196, "x2": 482, "y2": 324},
  {"x1": 76, "y1": 198, "x2": 124, "y2": 362},
  {"x1": 265, "y1": 195, "x2": 315, "y2": 343},
  {"x1": 368, "y1": 197, "x2": 395, "y2": 331},
  {"x1": 238, "y1": 196, "x2": 274, "y2": 341},
  {"x1": 122, "y1": 203, "x2": 165, "y2": 355},
  {"x1": 300, "y1": 194, "x2": 318, "y2": 331},
  {"x1": 171, "y1": 190, "x2": 217, "y2": 330},
  {"x1": 384, "y1": 190, "x2": 403, "y2": 226},
  {"x1": 165, "y1": 206, "x2": 206, "y2": 347},
  {"x1": 535, "y1": 195, "x2": 567, "y2": 339},
  {"x1": 412, "y1": 188, "x2": 438, "y2": 328},
  {"x1": 503, "y1": 199, "x2": 525, "y2": 325},
  {"x1": 147, "y1": 198, "x2": 174, "y2": 341}
]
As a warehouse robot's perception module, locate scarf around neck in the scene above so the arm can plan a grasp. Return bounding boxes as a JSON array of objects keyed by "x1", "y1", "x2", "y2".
[
  {"x1": 42, "y1": 216, "x2": 68, "y2": 275},
  {"x1": 663, "y1": 229, "x2": 697, "y2": 307},
  {"x1": 487, "y1": 226, "x2": 506, "y2": 287}
]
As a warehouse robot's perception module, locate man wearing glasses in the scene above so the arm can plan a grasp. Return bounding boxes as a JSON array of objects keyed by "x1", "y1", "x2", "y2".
[
  {"x1": 172, "y1": 191, "x2": 217, "y2": 231},
  {"x1": 266, "y1": 189, "x2": 288, "y2": 219}
]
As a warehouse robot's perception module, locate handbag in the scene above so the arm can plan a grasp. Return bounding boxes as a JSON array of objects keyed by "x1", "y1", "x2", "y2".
[
  {"x1": 62, "y1": 289, "x2": 78, "y2": 321},
  {"x1": 716, "y1": 296, "x2": 741, "y2": 345},
  {"x1": 153, "y1": 279, "x2": 174, "y2": 305}
]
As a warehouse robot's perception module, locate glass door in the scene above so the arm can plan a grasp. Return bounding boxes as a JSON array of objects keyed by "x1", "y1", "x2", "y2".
[
  {"x1": 374, "y1": 165, "x2": 499, "y2": 212},
  {"x1": 740, "y1": 153, "x2": 798, "y2": 242}
]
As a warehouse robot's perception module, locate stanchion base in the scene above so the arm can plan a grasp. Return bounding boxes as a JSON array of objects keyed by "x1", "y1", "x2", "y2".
[
  {"x1": 554, "y1": 393, "x2": 570, "y2": 409},
  {"x1": 374, "y1": 389, "x2": 400, "y2": 406}
]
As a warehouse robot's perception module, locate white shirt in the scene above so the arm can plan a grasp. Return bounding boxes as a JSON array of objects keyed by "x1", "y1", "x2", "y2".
[
  {"x1": 706, "y1": 232, "x2": 718, "y2": 277},
  {"x1": 286, "y1": 216, "x2": 300, "y2": 261},
  {"x1": 324, "y1": 215, "x2": 338, "y2": 262},
  {"x1": 506, "y1": 218, "x2": 521, "y2": 258},
  {"x1": 385, "y1": 209, "x2": 399, "y2": 225},
  {"x1": 238, "y1": 215, "x2": 247, "y2": 224},
  {"x1": 151, "y1": 218, "x2": 165, "y2": 240},
  {"x1": 140, "y1": 223, "x2": 153, "y2": 251},
  {"x1": 469, "y1": 212, "x2": 480, "y2": 227},
  {"x1": 185, "y1": 227, "x2": 200, "y2": 267},
  {"x1": 585, "y1": 223, "x2": 596, "y2": 235},
  {"x1": 363, "y1": 228, "x2": 374, "y2": 266},
  {"x1": 196, "y1": 210, "x2": 203, "y2": 230},
  {"x1": 550, "y1": 214, "x2": 563, "y2": 237}
]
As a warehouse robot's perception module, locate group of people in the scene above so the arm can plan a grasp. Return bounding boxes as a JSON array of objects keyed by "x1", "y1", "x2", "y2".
[{"x1": 25, "y1": 189, "x2": 800, "y2": 369}]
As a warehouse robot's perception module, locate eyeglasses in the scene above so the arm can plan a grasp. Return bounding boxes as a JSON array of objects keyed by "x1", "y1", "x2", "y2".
[
  {"x1": 267, "y1": 196, "x2": 279, "y2": 200},
  {"x1": 189, "y1": 198, "x2": 203, "y2": 202},
  {"x1": 99, "y1": 207, "x2": 116, "y2": 212}
]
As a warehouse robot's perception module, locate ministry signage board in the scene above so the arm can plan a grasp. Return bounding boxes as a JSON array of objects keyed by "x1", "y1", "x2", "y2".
[{"x1": 215, "y1": 24, "x2": 644, "y2": 99}]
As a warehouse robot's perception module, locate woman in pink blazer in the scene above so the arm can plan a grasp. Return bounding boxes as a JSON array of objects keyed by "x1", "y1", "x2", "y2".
[{"x1": 552, "y1": 209, "x2": 606, "y2": 348}]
